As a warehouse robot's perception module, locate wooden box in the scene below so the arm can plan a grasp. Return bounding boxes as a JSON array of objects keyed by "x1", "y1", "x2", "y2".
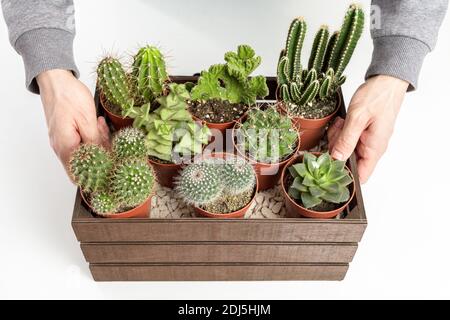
[{"x1": 71, "y1": 77, "x2": 367, "y2": 281}]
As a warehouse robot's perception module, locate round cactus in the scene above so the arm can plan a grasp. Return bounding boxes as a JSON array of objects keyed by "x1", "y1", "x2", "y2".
[
  {"x1": 221, "y1": 157, "x2": 256, "y2": 195},
  {"x1": 175, "y1": 162, "x2": 223, "y2": 207},
  {"x1": 90, "y1": 192, "x2": 118, "y2": 215},
  {"x1": 110, "y1": 159, "x2": 154, "y2": 208},
  {"x1": 69, "y1": 144, "x2": 113, "y2": 193},
  {"x1": 112, "y1": 127, "x2": 147, "y2": 159}
]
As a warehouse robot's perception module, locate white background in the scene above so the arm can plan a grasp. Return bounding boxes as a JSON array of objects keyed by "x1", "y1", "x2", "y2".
[{"x1": 0, "y1": 0, "x2": 449, "y2": 300}]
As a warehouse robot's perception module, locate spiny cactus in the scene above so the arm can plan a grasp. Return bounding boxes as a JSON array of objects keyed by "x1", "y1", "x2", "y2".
[
  {"x1": 191, "y1": 45, "x2": 269, "y2": 105},
  {"x1": 327, "y1": 4, "x2": 365, "y2": 76},
  {"x1": 308, "y1": 25, "x2": 330, "y2": 72},
  {"x1": 69, "y1": 144, "x2": 113, "y2": 193},
  {"x1": 176, "y1": 156, "x2": 256, "y2": 212},
  {"x1": 97, "y1": 57, "x2": 134, "y2": 115},
  {"x1": 110, "y1": 159, "x2": 154, "y2": 208},
  {"x1": 238, "y1": 106, "x2": 298, "y2": 163},
  {"x1": 90, "y1": 192, "x2": 118, "y2": 215},
  {"x1": 285, "y1": 17, "x2": 307, "y2": 82},
  {"x1": 112, "y1": 127, "x2": 147, "y2": 159},
  {"x1": 175, "y1": 162, "x2": 223, "y2": 207},
  {"x1": 132, "y1": 46, "x2": 169, "y2": 104},
  {"x1": 288, "y1": 153, "x2": 353, "y2": 209},
  {"x1": 222, "y1": 158, "x2": 256, "y2": 195}
]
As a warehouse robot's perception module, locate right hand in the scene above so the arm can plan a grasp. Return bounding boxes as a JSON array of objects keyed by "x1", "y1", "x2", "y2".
[{"x1": 37, "y1": 69, "x2": 110, "y2": 174}]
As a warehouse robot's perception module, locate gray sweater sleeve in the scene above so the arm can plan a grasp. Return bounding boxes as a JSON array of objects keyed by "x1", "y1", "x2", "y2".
[
  {"x1": 1, "y1": 0, "x2": 79, "y2": 94},
  {"x1": 367, "y1": 0, "x2": 448, "y2": 90}
]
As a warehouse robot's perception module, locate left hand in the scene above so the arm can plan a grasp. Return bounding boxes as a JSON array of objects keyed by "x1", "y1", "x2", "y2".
[{"x1": 328, "y1": 75, "x2": 409, "y2": 184}]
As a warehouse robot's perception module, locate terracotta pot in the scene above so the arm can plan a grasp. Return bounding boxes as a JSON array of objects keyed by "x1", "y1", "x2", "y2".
[
  {"x1": 148, "y1": 158, "x2": 183, "y2": 188},
  {"x1": 193, "y1": 152, "x2": 258, "y2": 219},
  {"x1": 100, "y1": 93, "x2": 133, "y2": 130},
  {"x1": 232, "y1": 120, "x2": 301, "y2": 191},
  {"x1": 278, "y1": 94, "x2": 341, "y2": 151},
  {"x1": 80, "y1": 191, "x2": 152, "y2": 219},
  {"x1": 281, "y1": 153, "x2": 356, "y2": 219}
]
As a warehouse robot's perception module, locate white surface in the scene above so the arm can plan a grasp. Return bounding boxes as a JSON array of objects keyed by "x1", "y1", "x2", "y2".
[{"x1": 0, "y1": 0, "x2": 449, "y2": 300}]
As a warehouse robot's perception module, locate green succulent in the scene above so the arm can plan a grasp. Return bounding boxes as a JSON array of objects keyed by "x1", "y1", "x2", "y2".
[
  {"x1": 288, "y1": 153, "x2": 353, "y2": 209},
  {"x1": 69, "y1": 144, "x2": 114, "y2": 193},
  {"x1": 191, "y1": 45, "x2": 269, "y2": 105},
  {"x1": 222, "y1": 157, "x2": 256, "y2": 195},
  {"x1": 237, "y1": 106, "x2": 298, "y2": 163},
  {"x1": 112, "y1": 127, "x2": 147, "y2": 160},
  {"x1": 90, "y1": 192, "x2": 118, "y2": 215}
]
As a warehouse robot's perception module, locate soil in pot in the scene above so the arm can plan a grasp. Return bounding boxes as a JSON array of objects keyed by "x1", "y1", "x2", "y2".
[
  {"x1": 188, "y1": 99, "x2": 248, "y2": 124},
  {"x1": 286, "y1": 97, "x2": 337, "y2": 120},
  {"x1": 202, "y1": 189, "x2": 254, "y2": 214}
]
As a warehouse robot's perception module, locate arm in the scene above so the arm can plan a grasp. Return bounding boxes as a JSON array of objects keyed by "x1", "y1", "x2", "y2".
[
  {"x1": 330, "y1": 0, "x2": 448, "y2": 183},
  {"x1": 1, "y1": 0, "x2": 109, "y2": 171}
]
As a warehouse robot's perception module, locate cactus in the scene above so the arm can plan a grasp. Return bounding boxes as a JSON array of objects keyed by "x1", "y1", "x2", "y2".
[
  {"x1": 176, "y1": 156, "x2": 256, "y2": 213},
  {"x1": 90, "y1": 192, "x2": 118, "y2": 215},
  {"x1": 191, "y1": 45, "x2": 269, "y2": 105},
  {"x1": 97, "y1": 57, "x2": 134, "y2": 115},
  {"x1": 237, "y1": 106, "x2": 298, "y2": 163},
  {"x1": 110, "y1": 159, "x2": 154, "y2": 208},
  {"x1": 322, "y1": 31, "x2": 339, "y2": 73},
  {"x1": 288, "y1": 153, "x2": 353, "y2": 209},
  {"x1": 308, "y1": 25, "x2": 330, "y2": 71},
  {"x1": 132, "y1": 46, "x2": 169, "y2": 104},
  {"x1": 175, "y1": 162, "x2": 223, "y2": 207},
  {"x1": 327, "y1": 4, "x2": 365, "y2": 76},
  {"x1": 69, "y1": 144, "x2": 113, "y2": 193},
  {"x1": 112, "y1": 127, "x2": 147, "y2": 159},
  {"x1": 284, "y1": 18, "x2": 307, "y2": 81}
]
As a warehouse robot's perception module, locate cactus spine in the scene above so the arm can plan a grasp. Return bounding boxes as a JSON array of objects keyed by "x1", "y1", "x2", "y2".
[
  {"x1": 91, "y1": 192, "x2": 118, "y2": 215},
  {"x1": 132, "y1": 46, "x2": 169, "y2": 104},
  {"x1": 112, "y1": 127, "x2": 147, "y2": 160},
  {"x1": 97, "y1": 57, "x2": 134, "y2": 114},
  {"x1": 308, "y1": 25, "x2": 330, "y2": 71},
  {"x1": 328, "y1": 4, "x2": 365, "y2": 76}
]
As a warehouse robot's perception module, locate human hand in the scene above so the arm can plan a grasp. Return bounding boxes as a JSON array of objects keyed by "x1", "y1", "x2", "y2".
[
  {"x1": 328, "y1": 75, "x2": 409, "y2": 184},
  {"x1": 37, "y1": 70, "x2": 110, "y2": 174}
]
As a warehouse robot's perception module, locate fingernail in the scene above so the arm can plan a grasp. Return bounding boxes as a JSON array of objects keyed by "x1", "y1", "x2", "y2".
[{"x1": 332, "y1": 151, "x2": 344, "y2": 161}]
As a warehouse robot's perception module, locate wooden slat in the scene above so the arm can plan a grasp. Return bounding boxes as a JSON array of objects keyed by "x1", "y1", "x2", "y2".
[
  {"x1": 89, "y1": 263, "x2": 349, "y2": 281},
  {"x1": 80, "y1": 242, "x2": 358, "y2": 264}
]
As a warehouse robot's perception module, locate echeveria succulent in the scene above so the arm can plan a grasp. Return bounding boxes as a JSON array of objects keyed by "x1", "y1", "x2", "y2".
[{"x1": 288, "y1": 153, "x2": 353, "y2": 209}]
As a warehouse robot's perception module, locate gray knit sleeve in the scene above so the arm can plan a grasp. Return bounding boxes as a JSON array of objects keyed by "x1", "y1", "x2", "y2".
[
  {"x1": 1, "y1": 0, "x2": 79, "y2": 94},
  {"x1": 367, "y1": 0, "x2": 448, "y2": 90}
]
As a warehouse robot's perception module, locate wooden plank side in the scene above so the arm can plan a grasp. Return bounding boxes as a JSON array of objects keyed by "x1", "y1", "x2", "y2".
[
  {"x1": 89, "y1": 263, "x2": 349, "y2": 282},
  {"x1": 81, "y1": 242, "x2": 358, "y2": 264}
]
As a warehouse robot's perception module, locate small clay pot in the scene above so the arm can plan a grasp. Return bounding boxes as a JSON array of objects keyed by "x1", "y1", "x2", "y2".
[
  {"x1": 100, "y1": 93, "x2": 133, "y2": 130},
  {"x1": 278, "y1": 94, "x2": 341, "y2": 151},
  {"x1": 80, "y1": 191, "x2": 152, "y2": 219},
  {"x1": 281, "y1": 153, "x2": 355, "y2": 219},
  {"x1": 148, "y1": 158, "x2": 183, "y2": 188},
  {"x1": 232, "y1": 120, "x2": 301, "y2": 191},
  {"x1": 193, "y1": 152, "x2": 258, "y2": 219}
]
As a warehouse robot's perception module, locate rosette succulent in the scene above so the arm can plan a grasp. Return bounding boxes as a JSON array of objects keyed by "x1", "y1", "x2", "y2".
[{"x1": 288, "y1": 153, "x2": 353, "y2": 209}]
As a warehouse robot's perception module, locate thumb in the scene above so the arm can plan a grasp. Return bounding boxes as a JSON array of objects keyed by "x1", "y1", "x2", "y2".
[{"x1": 331, "y1": 112, "x2": 368, "y2": 161}]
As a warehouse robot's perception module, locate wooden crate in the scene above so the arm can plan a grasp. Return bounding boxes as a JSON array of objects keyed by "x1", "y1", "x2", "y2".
[{"x1": 71, "y1": 76, "x2": 367, "y2": 282}]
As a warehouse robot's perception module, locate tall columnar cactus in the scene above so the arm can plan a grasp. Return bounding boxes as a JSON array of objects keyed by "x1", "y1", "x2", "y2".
[
  {"x1": 308, "y1": 25, "x2": 330, "y2": 72},
  {"x1": 110, "y1": 159, "x2": 154, "y2": 208},
  {"x1": 288, "y1": 153, "x2": 353, "y2": 209},
  {"x1": 69, "y1": 144, "x2": 113, "y2": 193},
  {"x1": 112, "y1": 127, "x2": 147, "y2": 159},
  {"x1": 132, "y1": 46, "x2": 169, "y2": 104},
  {"x1": 176, "y1": 156, "x2": 256, "y2": 211},
  {"x1": 327, "y1": 4, "x2": 365, "y2": 76},
  {"x1": 97, "y1": 57, "x2": 134, "y2": 114},
  {"x1": 284, "y1": 17, "x2": 307, "y2": 82}
]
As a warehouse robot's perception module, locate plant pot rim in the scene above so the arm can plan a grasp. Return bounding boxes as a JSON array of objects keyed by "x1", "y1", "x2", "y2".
[
  {"x1": 193, "y1": 152, "x2": 259, "y2": 219},
  {"x1": 276, "y1": 93, "x2": 341, "y2": 123},
  {"x1": 281, "y1": 152, "x2": 356, "y2": 218},
  {"x1": 99, "y1": 92, "x2": 130, "y2": 120},
  {"x1": 80, "y1": 190, "x2": 153, "y2": 219},
  {"x1": 232, "y1": 118, "x2": 301, "y2": 167}
]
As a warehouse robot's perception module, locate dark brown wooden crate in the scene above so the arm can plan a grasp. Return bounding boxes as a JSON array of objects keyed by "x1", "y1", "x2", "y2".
[
  {"x1": 81, "y1": 242, "x2": 358, "y2": 264},
  {"x1": 89, "y1": 263, "x2": 349, "y2": 282}
]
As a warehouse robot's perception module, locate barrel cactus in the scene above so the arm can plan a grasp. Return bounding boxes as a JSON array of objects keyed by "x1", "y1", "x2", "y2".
[
  {"x1": 132, "y1": 46, "x2": 169, "y2": 104},
  {"x1": 110, "y1": 159, "x2": 154, "y2": 208},
  {"x1": 222, "y1": 157, "x2": 256, "y2": 195},
  {"x1": 69, "y1": 144, "x2": 113, "y2": 193},
  {"x1": 112, "y1": 127, "x2": 147, "y2": 160},
  {"x1": 97, "y1": 57, "x2": 134, "y2": 114},
  {"x1": 90, "y1": 192, "x2": 118, "y2": 215},
  {"x1": 288, "y1": 153, "x2": 353, "y2": 209}
]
